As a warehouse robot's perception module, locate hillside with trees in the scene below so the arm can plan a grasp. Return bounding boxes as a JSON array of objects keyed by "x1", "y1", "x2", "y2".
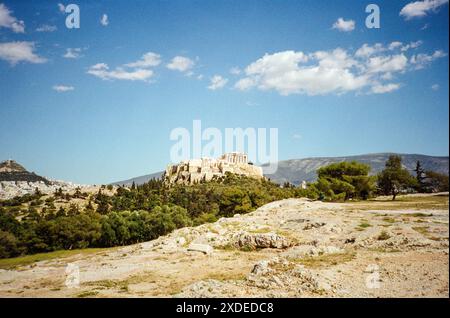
[{"x1": 0, "y1": 158, "x2": 447, "y2": 259}]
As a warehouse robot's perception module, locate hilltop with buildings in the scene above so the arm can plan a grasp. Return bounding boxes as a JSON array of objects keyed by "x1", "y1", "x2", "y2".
[
  {"x1": 0, "y1": 160, "x2": 88, "y2": 200},
  {"x1": 164, "y1": 152, "x2": 264, "y2": 185}
]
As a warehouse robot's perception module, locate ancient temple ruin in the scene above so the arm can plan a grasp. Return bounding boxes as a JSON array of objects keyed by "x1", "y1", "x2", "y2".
[{"x1": 164, "y1": 152, "x2": 263, "y2": 185}]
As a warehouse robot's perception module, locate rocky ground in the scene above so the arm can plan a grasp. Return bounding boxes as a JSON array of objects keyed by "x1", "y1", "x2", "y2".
[{"x1": 0, "y1": 193, "x2": 448, "y2": 298}]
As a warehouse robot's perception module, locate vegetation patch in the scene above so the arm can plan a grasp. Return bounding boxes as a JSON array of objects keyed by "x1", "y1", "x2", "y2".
[
  {"x1": 410, "y1": 212, "x2": 433, "y2": 217},
  {"x1": 288, "y1": 251, "x2": 356, "y2": 269},
  {"x1": 377, "y1": 231, "x2": 391, "y2": 241},
  {"x1": 382, "y1": 217, "x2": 396, "y2": 224},
  {"x1": 359, "y1": 222, "x2": 371, "y2": 228},
  {"x1": 76, "y1": 290, "x2": 99, "y2": 298},
  {"x1": 0, "y1": 248, "x2": 110, "y2": 270}
]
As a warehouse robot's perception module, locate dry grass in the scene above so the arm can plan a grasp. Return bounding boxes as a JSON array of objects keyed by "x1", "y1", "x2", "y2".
[
  {"x1": 288, "y1": 251, "x2": 356, "y2": 269},
  {"x1": 0, "y1": 247, "x2": 114, "y2": 270},
  {"x1": 347, "y1": 194, "x2": 449, "y2": 211}
]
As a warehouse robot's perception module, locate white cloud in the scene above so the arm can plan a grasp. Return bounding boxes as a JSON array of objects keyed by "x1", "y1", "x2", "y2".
[
  {"x1": 230, "y1": 67, "x2": 241, "y2": 75},
  {"x1": 208, "y1": 75, "x2": 228, "y2": 90},
  {"x1": 401, "y1": 40, "x2": 423, "y2": 51},
  {"x1": 235, "y1": 77, "x2": 257, "y2": 91},
  {"x1": 431, "y1": 84, "x2": 440, "y2": 90},
  {"x1": 388, "y1": 42, "x2": 403, "y2": 51},
  {"x1": 234, "y1": 42, "x2": 446, "y2": 96},
  {"x1": 63, "y1": 48, "x2": 83, "y2": 59},
  {"x1": 88, "y1": 51, "x2": 163, "y2": 82},
  {"x1": 52, "y1": 85, "x2": 74, "y2": 92},
  {"x1": 166, "y1": 56, "x2": 195, "y2": 72},
  {"x1": 355, "y1": 43, "x2": 385, "y2": 57},
  {"x1": 0, "y1": 3, "x2": 25, "y2": 33},
  {"x1": 235, "y1": 49, "x2": 367, "y2": 96},
  {"x1": 87, "y1": 63, "x2": 154, "y2": 81},
  {"x1": 400, "y1": 0, "x2": 448, "y2": 19},
  {"x1": 57, "y1": 3, "x2": 65, "y2": 13},
  {"x1": 100, "y1": 14, "x2": 109, "y2": 26},
  {"x1": 36, "y1": 24, "x2": 57, "y2": 32},
  {"x1": 356, "y1": 41, "x2": 422, "y2": 58},
  {"x1": 366, "y1": 54, "x2": 408, "y2": 74},
  {"x1": 410, "y1": 50, "x2": 447, "y2": 69},
  {"x1": 0, "y1": 41, "x2": 46, "y2": 65},
  {"x1": 124, "y1": 52, "x2": 161, "y2": 68},
  {"x1": 245, "y1": 101, "x2": 259, "y2": 106},
  {"x1": 371, "y1": 83, "x2": 401, "y2": 94},
  {"x1": 332, "y1": 18, "x2": 355, "y2": 32}
]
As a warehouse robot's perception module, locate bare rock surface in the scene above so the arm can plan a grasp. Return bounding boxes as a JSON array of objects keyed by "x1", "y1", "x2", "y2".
[{"x1": 0, "y1": 193, "x2": 448, "y2": 298}]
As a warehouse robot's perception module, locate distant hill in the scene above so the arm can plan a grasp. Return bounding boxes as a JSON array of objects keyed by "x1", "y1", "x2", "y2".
[
  {"x1": 111, "y1": 171, "x2": 164, "y2": 186},
  {"x1": 0, "y1": 160, "x2": 49, "y2": 184},
  {"x1": 111, "y1": 153, "x2": 449, "y2": 186},
  {"x1": 262, "y1": 153, "x2": 449, "y2": 185}
]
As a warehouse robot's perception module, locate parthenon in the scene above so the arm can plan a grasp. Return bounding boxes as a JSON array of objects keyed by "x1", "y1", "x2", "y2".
[
  {"x1": 164, "y1": 152, "x2": 263, "y2": 185},
  {"x1": 219, "y1": 152, "x2": 248, "y2": 164}
]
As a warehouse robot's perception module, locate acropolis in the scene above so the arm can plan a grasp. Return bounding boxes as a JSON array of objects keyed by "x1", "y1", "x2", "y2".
[{"x1": 164, "y1": 152, "x2": 264, "y2": 185}]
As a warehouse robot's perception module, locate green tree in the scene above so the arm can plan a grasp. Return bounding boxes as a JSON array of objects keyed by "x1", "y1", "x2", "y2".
[
  {"x1": 424, "y1": 171, "x2": 449, "y2": 192},
  {"x1": 414, "y1": 161, "x2": 426, "y2": 192},
  {"x1": 377, "y1": 155, "x2": 417, "y2": 200},
  {"x1": 0, "y1": 230, "x2": 21, "y2": 258},
  {"x1": 314, "y1": 161, "x2": 375, "y2": 200}
]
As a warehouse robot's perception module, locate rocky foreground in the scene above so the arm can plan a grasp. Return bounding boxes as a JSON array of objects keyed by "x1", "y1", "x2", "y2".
[{"x1": 0, "y1": 194, "x2": 448, "y2": 298}]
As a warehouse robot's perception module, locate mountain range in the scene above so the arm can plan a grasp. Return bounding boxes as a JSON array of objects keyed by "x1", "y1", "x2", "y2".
[{"x1": 111, "y1": 153, "x2": 449, "y2": 186}]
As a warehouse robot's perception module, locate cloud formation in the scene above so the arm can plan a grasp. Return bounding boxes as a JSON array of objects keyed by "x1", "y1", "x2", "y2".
[
  {"x1": 87, "y1": 63, "x2": 154, "y2": 81},
  {"x1": 0, "y1": 3, "x2": 25, "y2": 33},
  {"x1": 410, "y1": 50, "x2": 447, "y2": 69},
  {"x1": 371, "y1": 83, "x2": 401, "y2": 94},
  {"x1": 53, "y1": 85, "x2": 74, "y2": 92},
  {"x1": 0, "y1": 41, "x2": 46, "y2": 65},
  {"x1": 400, "y1": 0, "x2": 449, "y2": 19},
  {"x1": 167, "y1": 56, "x2": 195, "y2": 72},
  {"x1": 234, "y1": 42, "x2": 446, "y2": 96},
  {"x1": 125, "y1": 52, "x2": 161, "y2": 68},
  {"x1": 87, "y1": 52, "x2": 161, "y2": 82},
  {"x1": 100, "y1": 14, "x2": 109, "y2": 26},
  {"x1": 57, "y1": 3, "x2": 65, "y2": 13},
  {"x1": 332, "y1": 18, "x2": 355, "y2": 32},
  {"x1": 208, "y1": 75, "x2": 228, "y2": 90},
  {"x1": 63, "y1": 48, "x2": 84, "y2": 59},
  {"x1": 230, "y1": 67, "x2": 241, "y2": 75}
]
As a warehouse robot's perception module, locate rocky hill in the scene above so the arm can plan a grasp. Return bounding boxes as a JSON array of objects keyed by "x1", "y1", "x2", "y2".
[
  {"x1": 164, "y1": 153, "x2": 263, "y2": 185},
  {"x1": 0, "y1": 160, "x2": 49, "y2": 184},
  {"x1": 0, "y1": 160, "x2": 87, "y2": 200},
  {"x1": 111, "y1": 171, "x2": 163, "y2": 186},
  {"x1": 0, "y1": 193, "x2": 447, "y2": 297}
]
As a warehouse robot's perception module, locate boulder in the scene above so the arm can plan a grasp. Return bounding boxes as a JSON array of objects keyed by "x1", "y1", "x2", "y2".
[
  {"x1": 236, "y1": 233, "x2": 293, "y2": 250},
  {"x1": 251, "y1": 260, "x2": 270, "y2": 275},
  {"x1": 187, "y1": 243, "x2": 214, "y2": 255}
]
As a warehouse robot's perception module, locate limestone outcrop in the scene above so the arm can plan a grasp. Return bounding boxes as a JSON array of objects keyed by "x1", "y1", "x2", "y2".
[{"x1": 164, "y1": 152, "x2": 264, "y2": 185}]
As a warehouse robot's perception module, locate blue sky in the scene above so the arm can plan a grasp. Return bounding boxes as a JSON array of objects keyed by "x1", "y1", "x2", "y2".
[{"x1": 0, "y1": 0, "x2": 448, "y2": 184}]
